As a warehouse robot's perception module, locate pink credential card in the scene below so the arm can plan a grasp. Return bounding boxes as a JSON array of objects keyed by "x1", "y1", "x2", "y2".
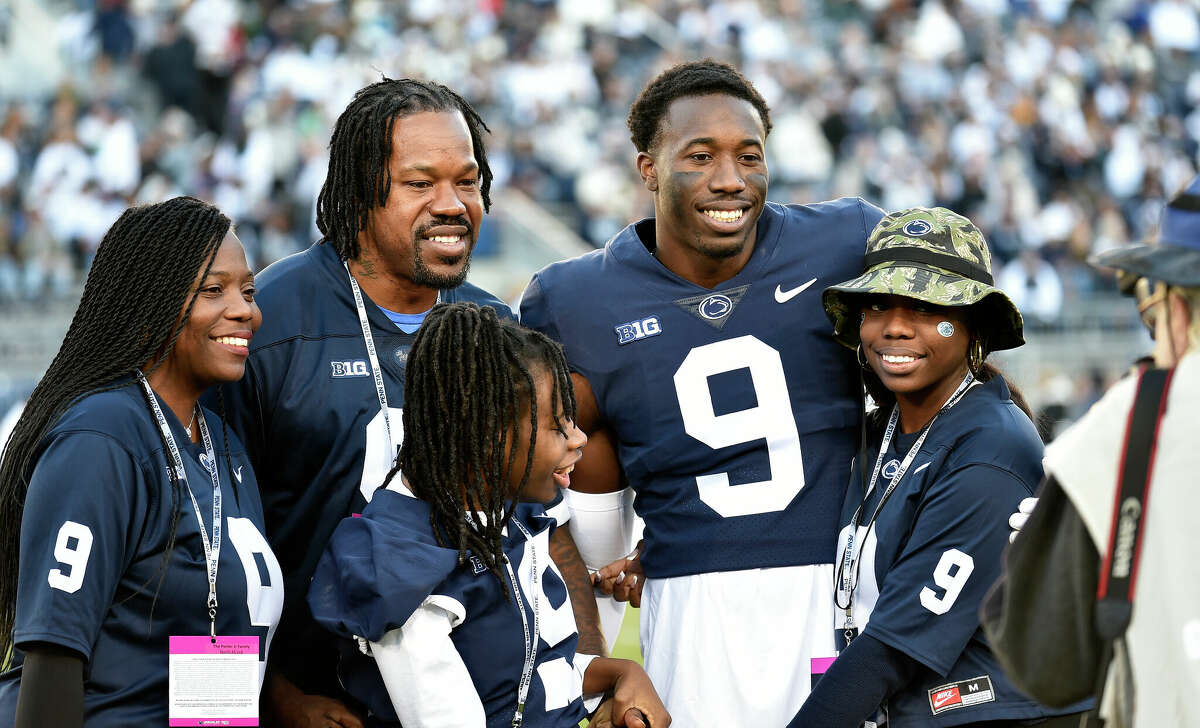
[{"x1": 168, "y1": 635, "x2": 260, "y2": 726}]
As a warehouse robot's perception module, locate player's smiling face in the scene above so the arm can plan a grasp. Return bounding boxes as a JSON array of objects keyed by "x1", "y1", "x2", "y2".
[
  {"x1": 360, "y1": 110, "x2": 483, "y2": 290},
  {"x1": 860, "y1": 294, "x2": 971, "y2": 417},
  {"x1": 638, "y1": 94, "x2": 768, "y2": 269},
  {"x1": 169, "y1": 231, "x2": 261, "y2": 390},
  {"x1": 505, "y1": 368, "x2": 587, "y2": 503}
]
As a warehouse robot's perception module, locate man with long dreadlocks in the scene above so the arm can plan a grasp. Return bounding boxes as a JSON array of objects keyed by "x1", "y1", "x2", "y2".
[
  {"x1": 0, "y1": 197, "x2": 283, "y2": 727},
  {"x1": 213, "y1": 78, "x2": 603, "y2": 726},
  {"x1": 308, "y1": 303, "x2": 669, "y2": 728}
]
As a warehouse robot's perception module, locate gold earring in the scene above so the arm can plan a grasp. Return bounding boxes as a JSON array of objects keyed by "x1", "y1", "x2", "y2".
[
  {"x1": 857, "y1": 343, "x2": 869, "y2": 369},
  {"x1": 967, "y1": 339, "x2": 985, "y2": 373}
]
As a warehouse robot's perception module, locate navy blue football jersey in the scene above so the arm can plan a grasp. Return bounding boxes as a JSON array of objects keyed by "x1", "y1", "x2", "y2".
[
  {"x1": 521, "y1": 199, "x2": 884, "y2": 577},
  {"x1": 211, "y1": 240, "x2": 514, "y2": 695},
  {"x1": 837, "y1": 377, "x2": 1086, "y2": 726},
  {"x1": 309, "y1": 490, "x2": 591, "y2": 728},
  {"x1": 0, "y1": 382, "x2": 282, "y2": 727}
]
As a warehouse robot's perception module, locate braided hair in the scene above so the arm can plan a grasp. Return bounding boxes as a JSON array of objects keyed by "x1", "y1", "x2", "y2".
[
  {"x1": 316, "y1": 77, "x2": 493, "y2": 262},
  {"x1": 627, "y1": 58, "x2": 772, "y2": 154},
  {"x1": 0, "y1": 197, "x2": 233, "y2": 663},
  {"x1": 387, "y1": 302, "x2": 575, "y2": 595}
]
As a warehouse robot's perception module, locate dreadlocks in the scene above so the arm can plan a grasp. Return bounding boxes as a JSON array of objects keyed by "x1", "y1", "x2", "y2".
[
  {"x1": 316, "y1": 77, "x2": 493, "y2": 262},
  {"x1": 0, "y1": 196, "x2": 231, "y2": 662},
  {"x1": 389, "y1": 302, "x2": 576, "y2": 596}
]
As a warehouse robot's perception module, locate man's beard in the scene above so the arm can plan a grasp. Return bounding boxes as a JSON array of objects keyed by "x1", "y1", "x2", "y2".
[
  {"x1": 410, "y1": 217, "x2": 475, "y2": 289},
  {"x1": 411, "y1": 241, "x2": 472, "y2": 289}
]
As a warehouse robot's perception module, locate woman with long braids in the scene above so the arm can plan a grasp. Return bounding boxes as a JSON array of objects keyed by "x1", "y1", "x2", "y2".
[
  {"x1": 308, "y1": 302, "x2": 669, "y2": 728},
  {"x1": 789, "y1": 208, "x2": 1089, "y2": 727},
  {"x1": 0, "y1": 197, "x2": 284, "y2": 727}
]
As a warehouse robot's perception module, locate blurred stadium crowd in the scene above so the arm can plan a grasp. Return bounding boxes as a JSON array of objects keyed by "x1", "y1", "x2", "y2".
[
  {"x1": 1, "y1": 0, "x2": 1198, "y2": 304},
  {"x1": 0, "y1": 0, "x2": 1197, "y2": 426}
]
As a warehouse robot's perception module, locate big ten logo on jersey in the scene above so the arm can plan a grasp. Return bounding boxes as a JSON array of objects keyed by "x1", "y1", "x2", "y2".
[
  {"x1": 614, "y1": 316, "x2": 662, "y2": 345},
  {"x1": 331, "y1": 359, "x2": 371, "y2": 378}
]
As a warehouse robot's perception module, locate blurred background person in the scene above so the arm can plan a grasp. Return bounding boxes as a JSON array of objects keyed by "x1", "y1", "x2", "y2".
[{"x1": 983, "y1": 177, "x2": 1200, "y2": 727}]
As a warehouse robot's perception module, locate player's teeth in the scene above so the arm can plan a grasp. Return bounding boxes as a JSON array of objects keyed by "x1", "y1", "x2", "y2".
[
  {"x1": 216, "y1": 336, "x2": 249, "y2": 347},
  {"x1": 703, "y1": 209, "x2": 743, "y2": 222},
  {"x1": 429, "y1": 235, "x2": 461, "y2": 243},
  {"x1": 883, "y1": 354, "x2": 917, "y2": 364}
]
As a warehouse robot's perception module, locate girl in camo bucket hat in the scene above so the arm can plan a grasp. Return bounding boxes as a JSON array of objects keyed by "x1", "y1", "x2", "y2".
[
  {"x1": 790, "y1": 212, "x2": 1087, "y2": 726},
  {"x1": 823, "y1": 206, "x2": 1024, "y2": 356}
]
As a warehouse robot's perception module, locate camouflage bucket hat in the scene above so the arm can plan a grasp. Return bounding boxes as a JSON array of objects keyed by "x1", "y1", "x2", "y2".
[{"x1": 822, "y1": 207, "x2": 1024, "y2": 352}]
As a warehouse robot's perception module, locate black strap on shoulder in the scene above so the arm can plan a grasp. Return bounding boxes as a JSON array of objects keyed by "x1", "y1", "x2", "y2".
[
  {"x1": 1085, "y1": 366, "x2": 1174, "y2": 727},
  {"x1": 1095, "y1": 367, "x2": 1172, "y2": 629}
]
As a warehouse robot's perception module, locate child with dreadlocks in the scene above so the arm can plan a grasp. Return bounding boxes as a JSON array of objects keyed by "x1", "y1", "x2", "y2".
[
  {"x1": 0, "y1": 197, "x2": 283, "y2": 728},
  {"x1": 308, "y1": 302, "x2": 669, "y2": 728}
]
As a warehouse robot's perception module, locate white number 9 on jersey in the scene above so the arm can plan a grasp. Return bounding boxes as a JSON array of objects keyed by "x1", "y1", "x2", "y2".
[
  {"x1": 920, "y1": 548, "x2": 975, "y2": 615},
  {"x1": 47, "y1": 521, "x2": 94, "y2": 594},
  {"x1": 673, "y1": 336, "x2": 806, "y2": 518}
]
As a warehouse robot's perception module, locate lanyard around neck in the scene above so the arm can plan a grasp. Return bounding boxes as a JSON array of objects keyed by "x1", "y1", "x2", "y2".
[
  {"x1": 344, "y1": 262, "x2": 397, "y2": 461},
  {"x1": 343, "y1": 262, "x2": 440, "y2": 466},
  {"x1": 836, "y1": 372, "x2": 979, "y2": 633},
  {"x1": 138, "y1": 373, "x2": 222, "y2": 637},
  {"x1": 502, "y1": 516, "x2": 540, "y2": 728}
]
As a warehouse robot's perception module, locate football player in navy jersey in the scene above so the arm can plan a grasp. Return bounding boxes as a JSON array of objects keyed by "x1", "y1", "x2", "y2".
[
  {"x1": 0, "y1": 197, "x2": 283, "y2": 727},
  {"x1": 213, "y1": 78, "x2": 602, "y2": 726},
  {"x1": 520, "y1": 59, "x2": 886, "y2": 725},
  {"x1": 788, "y1": 208, "x2": 1088, "y2": 726},
  {"x1": 308, "y1": 303, "x2": 669, "y2": 728}
]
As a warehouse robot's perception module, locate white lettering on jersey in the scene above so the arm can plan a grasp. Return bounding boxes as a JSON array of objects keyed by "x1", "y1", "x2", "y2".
[
  {"x1": 920, "y1": 549, "x2": 975, "y2": 615},
  {"x1": 47, "y1": 521, "x2": 94, "y2": 594},
  {"x1": 614, "y1": 316, "x2": 663, "y2": 345},
  {"x1": 227, "y1": 516, "x2": 285, "y2": 687},
  {"x1": 331, "y1": 360, "x2": 371, "y2": 378},
  {"x1": 673, "y1": 336, "x2": 806, "y2": 518},
  {"x1": 360, "y1": 406, "x2": 406, "y2": 503}
]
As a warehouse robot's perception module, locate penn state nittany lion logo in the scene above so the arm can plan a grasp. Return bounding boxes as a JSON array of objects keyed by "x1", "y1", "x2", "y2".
[
  {"x1": 698, "y1": 294, "x2": 733, "y2": 320},
  {"x1": 902, "y1": 219, "x2": 932, "y2": 237},
  {"x1": 881, "y1": 458, "x2": 901, "y2": 479}
]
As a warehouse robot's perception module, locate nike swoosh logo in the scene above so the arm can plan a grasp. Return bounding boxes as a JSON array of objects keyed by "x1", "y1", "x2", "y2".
[
  {"x1": 234, "y1": 466, "x2": 243, "y2": 484},
  {"x1": 774, "y1": 277, "x2": 818, "y2": 303}
]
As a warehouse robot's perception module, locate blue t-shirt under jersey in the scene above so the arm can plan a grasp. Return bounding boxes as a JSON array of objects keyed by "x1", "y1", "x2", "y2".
[{"x1": 378, "y1": 304, "x2": 431, "y2": 334}]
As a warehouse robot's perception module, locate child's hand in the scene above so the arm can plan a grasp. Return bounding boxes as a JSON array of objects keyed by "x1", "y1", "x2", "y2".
[
  {"x1": 588, "y1": 698, "x2": 658, "y2": 728},
  {"x1": 609, "y1": 661, "x2": 670, "y2": 727}
]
